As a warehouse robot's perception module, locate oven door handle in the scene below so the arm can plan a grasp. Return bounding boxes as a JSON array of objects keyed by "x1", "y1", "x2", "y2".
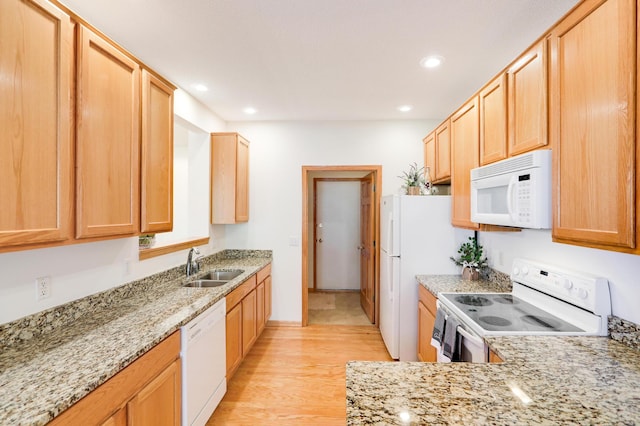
[{"x1": 456, "y1": 326, "x2": 484, "y2": 347}]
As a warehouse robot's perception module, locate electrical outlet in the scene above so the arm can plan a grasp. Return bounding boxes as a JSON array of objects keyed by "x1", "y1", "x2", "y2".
[{"x1": 36, "y1": 276, "x2": 51, "y2": 301}]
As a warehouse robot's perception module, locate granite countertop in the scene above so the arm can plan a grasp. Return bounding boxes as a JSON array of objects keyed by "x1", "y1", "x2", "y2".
[
  {"x1": 347, "y1": 335, "x2": 640, "y2": 425},
  {"x1": 416, "y1": 272, "x2": 513, "y2": 296},
  {"x1": 347, "y1": 273, "x2": 640, "y2": 424},
  {"x1": 0, "y1": 250, "x2": 272, "y2": 426}
]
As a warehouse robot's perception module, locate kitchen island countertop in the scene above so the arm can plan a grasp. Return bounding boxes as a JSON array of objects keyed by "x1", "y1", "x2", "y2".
[
  {"x1": 347, "y1": 335, "x2": 640, "y2": 425},
  {"x1": 348, "y1": 273, "x2": 640, "y2": 425},
  {"x1": 0, "y1": 250, "x2": 271, "y2": 426}
]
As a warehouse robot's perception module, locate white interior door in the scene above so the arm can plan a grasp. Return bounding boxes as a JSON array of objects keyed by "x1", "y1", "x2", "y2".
[{"x1": 315, "y1": 181, "x2": 360, "y2": 290}]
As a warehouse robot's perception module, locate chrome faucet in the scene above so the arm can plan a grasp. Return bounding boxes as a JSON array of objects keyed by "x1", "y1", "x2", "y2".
[{"x1": 186, "y1": 247, "x2": 202, "y2": 277}]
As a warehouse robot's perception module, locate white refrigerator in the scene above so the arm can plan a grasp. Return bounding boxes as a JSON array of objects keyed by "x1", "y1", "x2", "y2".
[{"x1": 380, "y1": 194, "x2": 472, "y2": 361}]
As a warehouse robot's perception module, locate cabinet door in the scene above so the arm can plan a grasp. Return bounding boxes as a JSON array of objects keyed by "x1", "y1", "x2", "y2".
[
  {"x1": 451, "y1": 97, "x2": 480, "y2": 229},
  {"x1": 242, "y1": 288, "x2": 258, "y2": 354},
  {"x1": 76, "y1": 25, "x2": 140, "y2": 238},
  {"x1": 417, "y1": 301, "x2": 437, "y2": 362},
  {"x1": 434, "y1": 120, "x2": 451, "y2": 181},
  {"x1": 265, "y1": 276, "x2": 272, "y2": 321},
  {"x1": 508, "y1": 40, "x2": 547, "y2": 156},
  {"x1": 256, "y1": 281, "x2": 265, "y2": 335},
  {"x1": 0, "y1": 0, "x2": 73, "y2": 248},
  {"x1": 225, "y1": 302, "x2": 243, "y2": 379},
  {"x1": 479, "y1": 74, "x2": 507, "y2": 165},
  {"x1": 549, "y1": 0, "x2": 637, "y2": 250},
  {"x1": 141, "y1": 70, "x2": 174, "y2": 233},
  {"x1": 423, "y1": 132, "x2": 436, "y2": 183},
  {"x1": 235, "y1": 135, "x2": 250, "y2": 222},
  {"x1": 100, "y1": 408, "x2": 127, "y2": 426},
  {"x1": 211, "y1": 133, "x2": 250, "y2": 224},
  {"x1": 127, "y1": 359, "x2": 181, "y2": 426}
]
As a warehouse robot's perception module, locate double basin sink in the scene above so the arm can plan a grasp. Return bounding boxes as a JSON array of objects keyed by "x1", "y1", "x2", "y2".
[{"x1": 183, "y1": 269, "x2": 244, "y2": 288}]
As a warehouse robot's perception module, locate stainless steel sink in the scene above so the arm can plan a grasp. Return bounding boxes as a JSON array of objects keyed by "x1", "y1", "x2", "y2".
[
  {"x1": 200, "y1": 269, "x2": 244, "y2": 281},
  {"x1": 182, "y1": 269, "x2": 244, "y2": 288},
  {"x1": 183, "y1": 280, "x2": 227, "y2": 288}
]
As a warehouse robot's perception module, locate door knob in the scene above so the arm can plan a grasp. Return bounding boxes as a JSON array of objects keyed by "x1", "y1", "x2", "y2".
[
  {"x1": 357, "y1": 245, "x2": 364, "y2": 250},
  {"x1": 317, "y1": 238, "x2": 323, "y2": 243}
]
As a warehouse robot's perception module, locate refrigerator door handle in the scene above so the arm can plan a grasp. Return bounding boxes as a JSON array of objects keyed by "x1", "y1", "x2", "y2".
[{"x1": 385, "y1": 214, "x2": 393, "y2": 254}]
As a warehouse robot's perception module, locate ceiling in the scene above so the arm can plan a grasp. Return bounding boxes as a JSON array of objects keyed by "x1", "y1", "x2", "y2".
[{"x1": 59, "y1": 0, "x2": 579, "y2": 122}]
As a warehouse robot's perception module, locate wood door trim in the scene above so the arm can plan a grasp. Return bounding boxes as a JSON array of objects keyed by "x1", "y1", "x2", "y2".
[{"x1": 301, "y1": 165, "x2": 382, "y2": 327}]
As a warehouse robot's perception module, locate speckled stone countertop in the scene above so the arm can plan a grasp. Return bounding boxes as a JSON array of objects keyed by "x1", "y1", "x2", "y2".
[
  {"x1": 348, "y1": 272, "x2": 640, "y2": 424},
  {"x1": 0, "y1": 250, "x2": 271, "y2": 426},
  {"x1": 347, "y1": 335, "x2": 640, "y2": 425},
  {"x1": 416, "y1": 270, "x2": 513, "y2": 296}
]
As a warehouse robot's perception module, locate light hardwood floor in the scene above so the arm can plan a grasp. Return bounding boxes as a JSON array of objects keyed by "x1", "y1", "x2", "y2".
[{"x1": 207, "y1": 325, "x2": 392, "y2": 425}]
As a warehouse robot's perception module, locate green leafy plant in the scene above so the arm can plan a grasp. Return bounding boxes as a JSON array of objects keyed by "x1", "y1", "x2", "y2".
[
  {"x1": 139, "y1": 233, "x2": 156, "y2": 249},
  {"x1": 398, "y1": 162, "x2": 427, "y2": 188},
  {"x1": 450, "y1": 236, "x2": 488, "y2": 271}
]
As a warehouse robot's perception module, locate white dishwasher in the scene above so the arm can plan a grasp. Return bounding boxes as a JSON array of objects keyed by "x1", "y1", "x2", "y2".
[{"x1": 181, "y1": 298, "x2": 226, "y2": 426}]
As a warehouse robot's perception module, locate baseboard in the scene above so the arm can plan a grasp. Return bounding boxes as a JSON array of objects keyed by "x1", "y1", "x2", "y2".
[{"x1": 266, "y1": 320, "x2": 302, "y2": 327}]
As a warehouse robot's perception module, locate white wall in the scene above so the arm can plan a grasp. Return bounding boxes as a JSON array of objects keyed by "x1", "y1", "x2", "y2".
[
  {"x1": 0, "y1": 89, "x2": 226, "y2": 325},
  {"x1": 224, "y1": 120, "x2": 439, "y2": 322},
  {"x1": 479, "y1": 229, "x2": 640, "y2": 324}
]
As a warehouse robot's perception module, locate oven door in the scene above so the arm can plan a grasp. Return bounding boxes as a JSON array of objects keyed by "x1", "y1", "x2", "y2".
[{"x1": 435, "y1": 301, "x2": 488, "y2": 363}]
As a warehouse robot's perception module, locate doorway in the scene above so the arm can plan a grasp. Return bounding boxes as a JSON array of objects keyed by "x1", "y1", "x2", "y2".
[{"x1": 301, "y1": 166, "x2": 382, "y2": 327}]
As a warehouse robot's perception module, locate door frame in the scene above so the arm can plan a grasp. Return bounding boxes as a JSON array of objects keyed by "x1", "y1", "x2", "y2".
[{"x1": 301, "y1": 165, "x2": 382, "y2": 327}]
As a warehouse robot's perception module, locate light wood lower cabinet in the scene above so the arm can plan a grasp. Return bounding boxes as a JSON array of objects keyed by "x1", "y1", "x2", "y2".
[
  {"x1": 225, "y1": 302, "x2": 243, "y2": 379},
  {"x1": 417, "y1": 286, "x2": 438, "y2": 362},
  {"x1": 49, "y1": 332, "x2": 181, "y2": 426},
  {"x1": 225, "y1": 264, "x2": 272, "y2": 380}
]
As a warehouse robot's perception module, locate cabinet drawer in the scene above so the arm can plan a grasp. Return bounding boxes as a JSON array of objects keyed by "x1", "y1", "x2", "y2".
[
  {"x1": 256, "y1": 264, "x2": 272, "y2": 283},
  {"x1": 418, "y1": 285, "x2": 437, "y2": 317},
  {"x1": 226, "y1": 275, "x2": 257, "y2": 312}
]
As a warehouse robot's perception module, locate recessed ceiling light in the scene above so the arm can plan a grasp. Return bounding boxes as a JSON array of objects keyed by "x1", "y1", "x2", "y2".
[
  {"x1": 191, "y1": 83, "x2": 208, "y2": 92},
  {"x1": 397, "y1": 105, "x2": 413, "y2": 112},
  {"x1": 243, "y1": 107, "x2": 257, "y2": 115},
  {"x1": 420, "y1": 55, "x2": 445, "y2": 69}
]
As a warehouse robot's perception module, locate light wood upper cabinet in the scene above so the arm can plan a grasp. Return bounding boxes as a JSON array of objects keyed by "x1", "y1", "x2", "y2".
[
  {"x1": 0, "y1": 0, "x2": 73, "y2": 248},
  {"x1": 423, "y1": 132, "x2": 436, "y2": 183},
  {"x1": 76, "y1": 25, "x2": 140, "y2": 239},
  {"x1": 434, "y1": 120, "x2": 451, "y2": 182},
  {"x1": 508, "y1": 40, "x2": 548, "y2": 156},
  {"x1": 211, "y1": 133, "x2": 250, "y2": 224},
  {"x1": 479, "y1": 74, "x2": 508, "y2": 165},
  {"x1": 549, "y1": 0, "x2": 637, "y2": 252},
  {"x1": 141, "y1": 70, "x2": 175, "y2": 234},
  {"x1": 451, "y1": 97, "x2": 480, "y2": 230}
]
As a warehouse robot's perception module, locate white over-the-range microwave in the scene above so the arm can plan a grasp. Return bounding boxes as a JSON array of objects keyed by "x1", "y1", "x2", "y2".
[{"x1": 470, "y1": 149, "x2": 552, "y2": 229}]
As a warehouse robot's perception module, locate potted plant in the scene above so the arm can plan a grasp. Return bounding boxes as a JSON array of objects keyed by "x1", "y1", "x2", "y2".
[
  {"x1": 398, "y1": 162, "x2": 429, "y2": 195},
  {"x1": 450, "y1": 236, "x2": 488, "y2": 280},
  {"x1": 139, "y1": 233, "x2": 156, "y2": 249}
]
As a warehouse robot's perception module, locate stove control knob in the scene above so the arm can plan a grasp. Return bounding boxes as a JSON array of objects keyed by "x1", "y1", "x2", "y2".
[
  {"x1": 563, "y1": 279, "x2": 573, "y2": 290},
  {"x1": 513, "y1": 267, "x2": 520, "y2": 276},
  {"x1": 522, "y1": 267, "x2": 529, "y2": 276},
  {"x1": 578, "y1": 289, "x2": 588, "y2": 299}
]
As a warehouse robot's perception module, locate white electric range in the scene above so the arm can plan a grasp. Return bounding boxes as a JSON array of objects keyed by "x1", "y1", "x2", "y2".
[{"x1": 436, "y1": 258, "x2": 611, "y2": 362}]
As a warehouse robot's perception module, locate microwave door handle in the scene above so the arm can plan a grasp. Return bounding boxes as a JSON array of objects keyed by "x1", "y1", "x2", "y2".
[{"x1": 507, "y1": 175, "x2": 518, "y2": 222}]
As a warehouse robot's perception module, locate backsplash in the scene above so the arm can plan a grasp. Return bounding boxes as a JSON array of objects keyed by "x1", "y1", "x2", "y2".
[
  {"x1": 609, "y1": 316, "x2": 640, "y2": 351},
  {"x1": 0, "y1": 249, "x2": 271, "y2": 350}
]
